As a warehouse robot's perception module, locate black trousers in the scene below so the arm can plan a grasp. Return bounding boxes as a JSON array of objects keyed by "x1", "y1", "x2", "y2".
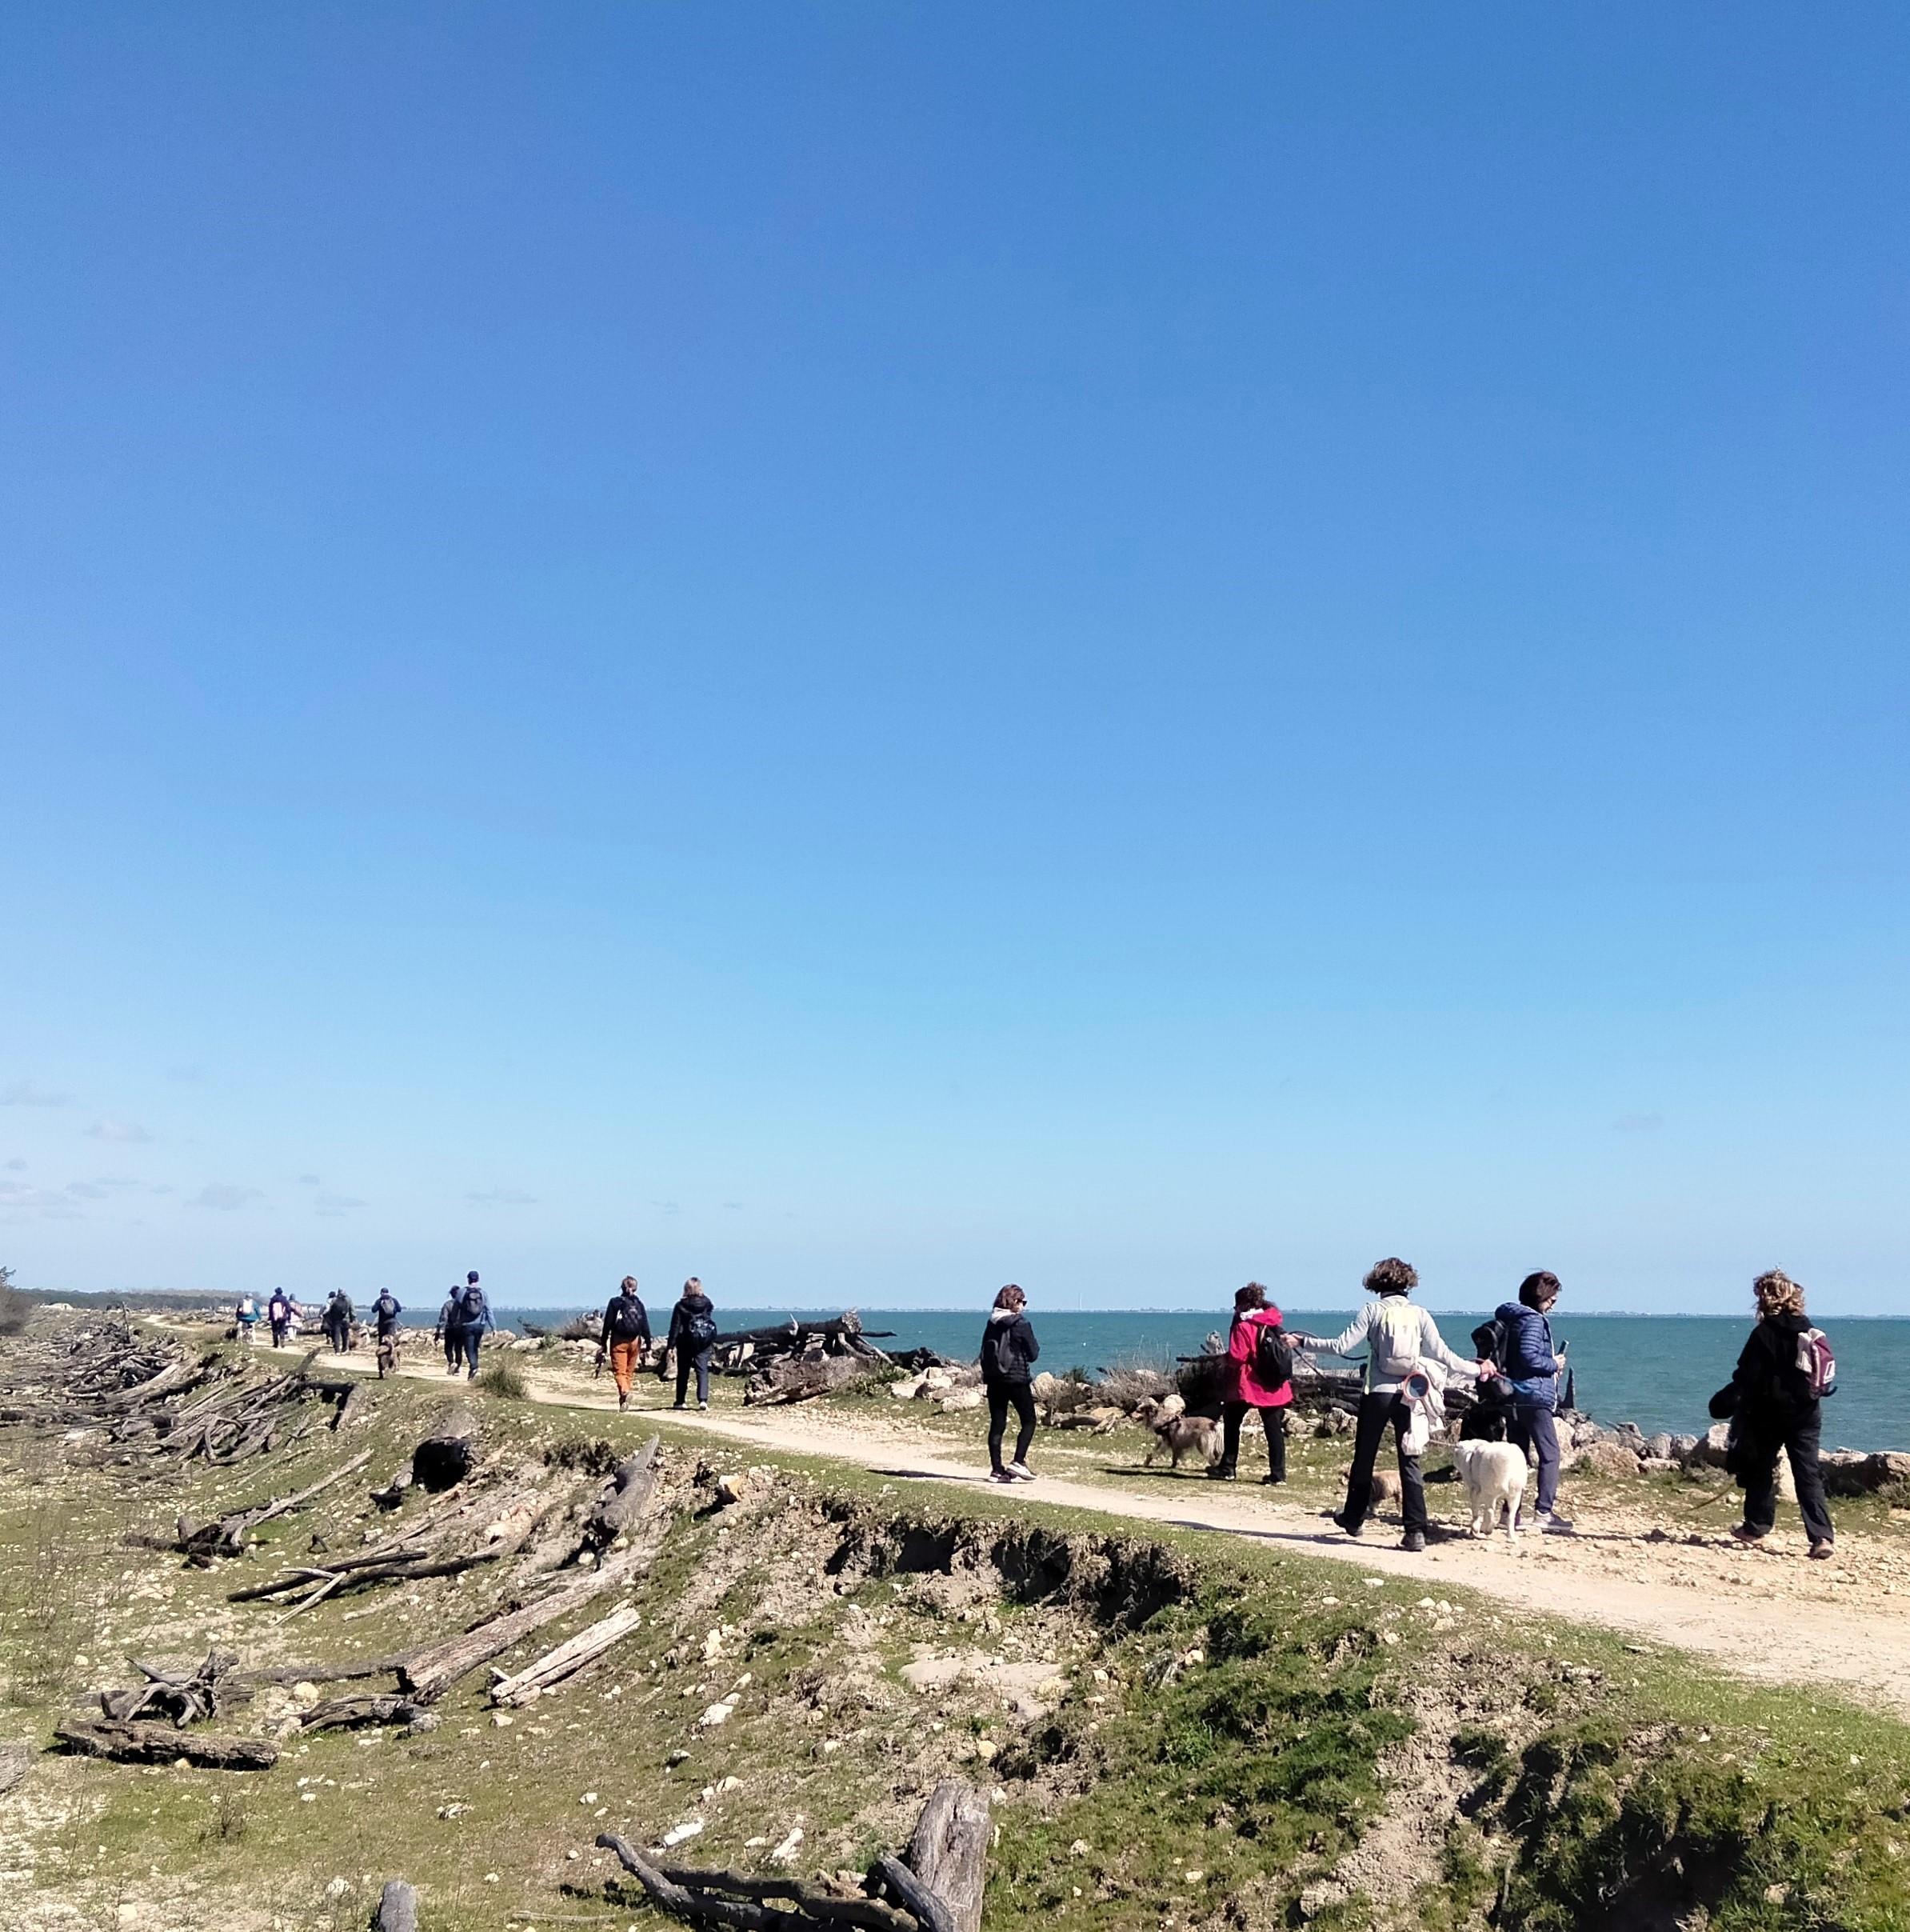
[
  {"x1": 675, "y1": 1348, "x2": 711, "y2": 1406},
  {"x1": 461, "y1": 1328, "x2": 484, "y2": 1376},
  {"x1": 442, "y1": 1329, "x2": 462, "y2": 1370},
  {"x1": 1741, "y1": 1406, "x2": 1835, "y2": 1546},
  {"x1": 1341, "y1": 1391, "x2": 1428, "y2": 1534},
  {"x1": 1220, "y1": 1402, "x2": 1287, "y2": 1480},
  {"x1": 986, "y1": 1382, "x2": 1037, "y2": 1471}
]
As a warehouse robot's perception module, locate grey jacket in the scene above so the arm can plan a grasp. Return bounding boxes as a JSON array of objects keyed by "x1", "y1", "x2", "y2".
[{"x1": 1302, "y1": 1298, "x2": 1479, "y2": 1395}]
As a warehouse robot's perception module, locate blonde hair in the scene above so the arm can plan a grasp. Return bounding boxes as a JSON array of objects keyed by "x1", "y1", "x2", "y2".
[{"x1": 1752, "y1": 1269, "x2": 1804, "y2": 1319}]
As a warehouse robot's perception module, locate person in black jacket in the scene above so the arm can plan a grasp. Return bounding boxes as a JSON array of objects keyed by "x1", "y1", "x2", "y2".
[
  {"x1": 1719, "y1": 1268, "x2": 1834, "y2": 1558},
  {"x1": 667, "y1": 1278, "x2": 717, "y2": 1410},
  {"x1": 436, "y1": 1287, "x2": 464, "y2": 1375},
  {"x1": 980, "y1": 1283, "x2": 1041, "y2": 1483},
  {"x1": 597, "y1": 1276, "x2": 652, "y2": 1411}
]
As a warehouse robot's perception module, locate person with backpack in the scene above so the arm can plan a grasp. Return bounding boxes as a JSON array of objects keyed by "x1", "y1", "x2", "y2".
[
  {"x1": 322, "y1": 1290, "x2": 355, "y2": 1353},
  {"x1": 666, "y1": 1278, "x2": 717, "y2": 1410},
  {"x1": 1483, "y1": 1270, "x2": 1573, "y2": 1534},
  {"x1": 456, "y1": 1271, "x2": 490, "y2": 1380},
  {"x1": 1291, "y1": 1257, "x2": 1487, "y2": 1552},
  {"x1": 1715, "y1": 1268, "x2": 1835, "y2": 1558},
  {"x1": 1209, "y1": 1282, "x2": 1293, "y2": 1482},
  {"x1": 597, "y1": 1276, "x2": 652, "y2": 1410},
  {"x1": 267, "y1": 1287, "x2": 292, "y2": 1349},
  {"x1": 435, "y1": 1286, "x2": 464, "y2": 1375},
  {"x1": 980, "y1": 1284, "x2": 1041, "y2": 1483},
  {"x1": 369, "y1": 1288, "x2": 403, "y2": 1376},
  {"x1": 235, "y1": 1292, "x2": 261, "y2": 1345}
]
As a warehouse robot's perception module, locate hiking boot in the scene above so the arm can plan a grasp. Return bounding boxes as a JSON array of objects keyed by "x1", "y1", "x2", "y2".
[
  {"x1": 1729, "y1": 1524, "x2": 1766, "y2": 1546},
  {"x1": 1206, "y1": 1464, "x2": 1237, "y2": 1481},
  {"x1": 1006, "y1": 1461, "x2": 1035, "y2": 1482},
  {"x1": 1536, "y1": 1510, "x2": 1575, "y2": 1535},
  {"x1": 1809, "y1": 1542, "x2": 1834, "y2": 1561},
  {"x1": 1399, "y1": 1530, "x2": 1426, "y2": 1553},
  {"x1": 1333, "y1": 1513, "x2": 1364, "y2": 1538},
  {"x1": 1261, "y1": 1472, "x2": 1285, "y2": 1486},
  {"x1": 617, "y1": 1391, "x2": 629, "y2": 1412}
]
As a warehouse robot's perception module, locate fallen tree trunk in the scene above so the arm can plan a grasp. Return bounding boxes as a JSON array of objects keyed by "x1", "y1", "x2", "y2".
[
  {"x1": 489, "y1": 1602, "x2": 641, "y2": 1706},
  {"x1": 744, "y1": 1355, "x2": 869, "y2": 1407},
  {"x1": 99, "y1": 1650, "x2": 247, "y2": 1726},
  {"x1": 581, "y1": 1440, "x2": 661, "y2": 1552},
  {"x1": 900, "y1": 1781, "x2": 989, "y2": 1932},
  {"x1": 54, "y1": 1717, "x2": 278, "y2": 1770}
]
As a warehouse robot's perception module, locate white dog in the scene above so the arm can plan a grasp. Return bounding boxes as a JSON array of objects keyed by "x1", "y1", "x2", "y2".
[{"x1": 1451, "y1": 1439, "x2": 1528, "y2": 1542}]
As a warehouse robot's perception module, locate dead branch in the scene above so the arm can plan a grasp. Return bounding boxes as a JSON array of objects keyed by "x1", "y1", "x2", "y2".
[
  {"x1": 54, "y1": 1717, "x2": 278, "y2": 1770},
  {"x1": 373, "y1": 1880, "x2": 419, "y2": 1932},
  {"x1": 489, "y1": 1602, "x2": 641, "y2": 1706},
  {"x1": 581, "y1": 1438, "x2": 662, "y2": 1552},
  {"x1": 299, "y1": 1694, "x2": 427, "y2": 1734}
]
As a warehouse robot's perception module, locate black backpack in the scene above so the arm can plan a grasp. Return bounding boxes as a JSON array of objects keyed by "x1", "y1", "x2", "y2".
[
  {"x1": 609, "y1": 1295, "x2": 648, "y2": 1342},
  {"x1": 375, "y1": 1293, "x2": 398, "y2": 1321},
  {"x1": 1472, "y1": 1318, "x2": 1509, "y2": 1371},
  {"x1": 1253, "y1": 1320, "x2": 1294, "y2": 1386},
  {"x1": 460, "y1": 1284, "x2": 488, "y2": 1324},
  {"x1": 682, "y1": 1306, "x2": 717, "y2": 1349}
]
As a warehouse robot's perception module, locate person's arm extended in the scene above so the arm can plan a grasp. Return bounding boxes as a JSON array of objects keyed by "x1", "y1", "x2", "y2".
[
  {"x1": 1303, "y1": 1304, "x2": 1373, "y2": 1359},
  {"x1": 598, "y1": 1305, "x2": 614, "y2": 1353},
  {"x1": 1417, "y1": 1310, "x2": 1480, "y2": 1381}
]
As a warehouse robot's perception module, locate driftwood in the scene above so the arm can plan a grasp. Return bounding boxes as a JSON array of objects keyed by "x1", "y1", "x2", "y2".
[
  {"x1": 54, "y1": 1716, "x2": 278, "y2": 1770},
  {"x1": 595, "y1": 1778, "x2": 985, "y2": 1932},
  {"x1": 581, "y1": 1440, "x2": 661, "y2": 1552},
  {"x1": 489, "y1": 1602, "x2": 641, "y2": 1705},
  {"x1": 100, "y1": 1650, "x2": 248, "y2": 1726},
  {"x1": 899, "y1": 1780, "x2": 989, "y2": 1932},
  {"x1": 373, "y1": 1880, "x2": 419, "y2": 1932},
  {"x1": 299, "y1": 1694, "x2": 426, "y2": 1734},
  {"x1": 744, "y1": 1355, "x2": 869, "y2": 1408},
  {"x1": 398, "y1": 1451, "x2": 663, "y2": 1702},
  {"x1": 238, "y1": 1655, "x2": 408, "y2": 1688},
  {"x1": 177, "y1": 1449, "x2": 372, "y2": 1561},
  {"x1": 0, "y1": 1742, "x2": 30, "y2": 1796}
]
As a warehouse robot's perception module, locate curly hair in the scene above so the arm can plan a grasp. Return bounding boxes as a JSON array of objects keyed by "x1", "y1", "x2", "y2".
[
  {"x1": 1234, "y1": 1282, "x2": 1269, "y2": 1314},
  {"x1": 1518, "y1": 1270, "x2": 1560, "y2": 1310},
  {"x1": 1753, "y1": 1269, "x2": 1805, "y2": 1319},
  {"x1": 1362, "y1": 1257, "x2": 1418, "y2": 1296}
]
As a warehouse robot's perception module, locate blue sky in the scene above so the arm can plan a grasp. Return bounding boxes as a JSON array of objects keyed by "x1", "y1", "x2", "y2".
[{"x1": 2, "y1": 5, "x2": 1907, "y2": 1314}]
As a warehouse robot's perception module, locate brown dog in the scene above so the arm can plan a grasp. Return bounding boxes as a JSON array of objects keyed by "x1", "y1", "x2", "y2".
[{"x1": 1135, "y1": 1398, "x2": 1222, "y2": 1470}]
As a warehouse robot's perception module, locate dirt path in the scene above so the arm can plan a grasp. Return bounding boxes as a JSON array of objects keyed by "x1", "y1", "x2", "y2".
[{"x1": 337, "y1": 1346, "x2": 1910, "y2": 1722}]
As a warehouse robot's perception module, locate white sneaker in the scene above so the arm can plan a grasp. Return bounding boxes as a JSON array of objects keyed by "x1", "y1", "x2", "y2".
[
  {"x1": 989, "y1": 1469, "x2": 1017, "y2": 1484},
  {"x1": 1005, "y1": 1461, "x2": 1035, "y2": 1482}
]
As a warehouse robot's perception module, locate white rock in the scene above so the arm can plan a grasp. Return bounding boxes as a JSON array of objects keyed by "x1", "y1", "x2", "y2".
[
  {"x1": 661, "y1": 1821, "x2": 705, "y2": 1849},
  {"x1": 769, "y1": 1828, "x2": 804, "y2": 1865}
]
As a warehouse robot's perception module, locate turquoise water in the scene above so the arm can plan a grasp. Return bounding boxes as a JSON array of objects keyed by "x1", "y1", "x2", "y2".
[{"x1": 497, "y1": 1305, "x2": 1909, "y2": 1451}]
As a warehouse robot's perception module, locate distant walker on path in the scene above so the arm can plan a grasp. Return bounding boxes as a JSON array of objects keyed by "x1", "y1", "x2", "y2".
[
  {"x1": 456, "y1": 1272, "x2": 490, "y2": 1380},
  {"x1": 981, "y1": 1284, "x2": 1041, "y2": 1484},
  {"x1": 667, "y1": 1278, "x2": 717, "y2": 1410},
  {"x1": 597, "y1": 1275, "x2": 652, "y2": 1411}
]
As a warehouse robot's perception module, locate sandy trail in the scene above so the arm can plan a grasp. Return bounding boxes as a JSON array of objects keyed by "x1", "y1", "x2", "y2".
[{"x1": 338, "y1": 1346, "x2": 1910, "y2": 1721}]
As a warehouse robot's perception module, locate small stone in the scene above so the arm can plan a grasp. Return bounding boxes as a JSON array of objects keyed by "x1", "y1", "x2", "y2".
[
  {"x1": 581, "y1": 1790, "x2": 599, "y2": 1805},
  {"x1": 1069, "y1": 1840, "x2": 1090, "y2": 1857},
  {"x1": 769, "y1": 1828, "x2": 804, "y2": 1865},
  {"x1": 492, "y1": 1712, "x2": 514, "y2": 1728},
  {"x1": 661, "y1": 1820, "x2": 705, "y2": 1849}
]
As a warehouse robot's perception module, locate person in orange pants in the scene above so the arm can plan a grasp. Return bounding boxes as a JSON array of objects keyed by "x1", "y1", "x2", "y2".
[{"x1": 597, "y1": 1275, "x2": 652, "y2": 1410}]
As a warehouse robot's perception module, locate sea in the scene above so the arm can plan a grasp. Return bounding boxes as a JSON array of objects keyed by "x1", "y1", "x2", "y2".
[{"x1": 494, "y1": 1305, "x2": 1910, "y2": 1453}]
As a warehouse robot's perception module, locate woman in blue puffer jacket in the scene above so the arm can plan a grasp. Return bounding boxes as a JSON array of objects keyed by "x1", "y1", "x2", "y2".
[{"x1": 1494, "y1": 1270, "x2": 1572, "y2": 1533}]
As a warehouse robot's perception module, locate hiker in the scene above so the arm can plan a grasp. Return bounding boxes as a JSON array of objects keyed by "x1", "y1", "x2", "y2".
[
  {"x1": 456, "y1": 1271, "x2": 490, "y2": 1380},
  {"x1": 1292, "y1": 1258, "x2": 1485, "y2": 1552},
  {"x1": 266, "y1": 1287, "x2": 292, "y2": 1348},
  {"x1": 235, "y1": 1293, "x2": 261, "y2": 1344},
  {"x1": 1487, "y1": 1270, "x2": 1573, "y2": 1533},
  {"x1": 666, "y1": 1278, "x2": 717, "y2": 1410},
  {"x1": 322, "y1": 1290, "x2": 355, "y2": 1353},
  {"x1": 369, "y1": 1288, "x2": 403, "y2": 1377},
  {"x1": 597, "y1": 1275, "x2": 652, "y2": 1411},
  {"x1": 1209, "y1": 1282, "x2": 1293, "y2": 1483},
  {"x1": 1715, "y1": 1268, "x2": 1835, "y2": 1559},
  {"x1": 436, "y1": 1286, "x2": 464, "y2": 1375},
  {"x1": 980, "y1": 1283, "x2": 1041, "y2": 1483}
]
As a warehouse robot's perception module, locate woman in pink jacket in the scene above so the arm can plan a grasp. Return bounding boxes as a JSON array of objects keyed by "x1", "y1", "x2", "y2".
[{"x1": 1210, "y1": 1282, "x2": 1294, "y2": 1482}]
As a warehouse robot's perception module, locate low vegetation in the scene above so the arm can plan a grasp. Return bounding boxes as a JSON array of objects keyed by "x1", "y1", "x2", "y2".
[{"x1": 2, "y1": 1314, "x2": 1908, "y2": 1932}]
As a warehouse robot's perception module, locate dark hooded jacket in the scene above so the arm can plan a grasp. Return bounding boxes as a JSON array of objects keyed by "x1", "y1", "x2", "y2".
[
  {"x1": 1727, "y1": 1311, "x2": 1818, "y2": 1429},
  {"x1": 980, "y1": 1308, "x2": 1039, "y2": 1385},
  {"x1": 668, "y1": 1291, "x2": 717, "y2": 1356}
]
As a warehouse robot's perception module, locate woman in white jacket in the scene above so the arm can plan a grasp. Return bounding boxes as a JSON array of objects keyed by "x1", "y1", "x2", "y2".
[{"x1": 1293, "y1": 1258, "x2": 1484, "y2": 1552}]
